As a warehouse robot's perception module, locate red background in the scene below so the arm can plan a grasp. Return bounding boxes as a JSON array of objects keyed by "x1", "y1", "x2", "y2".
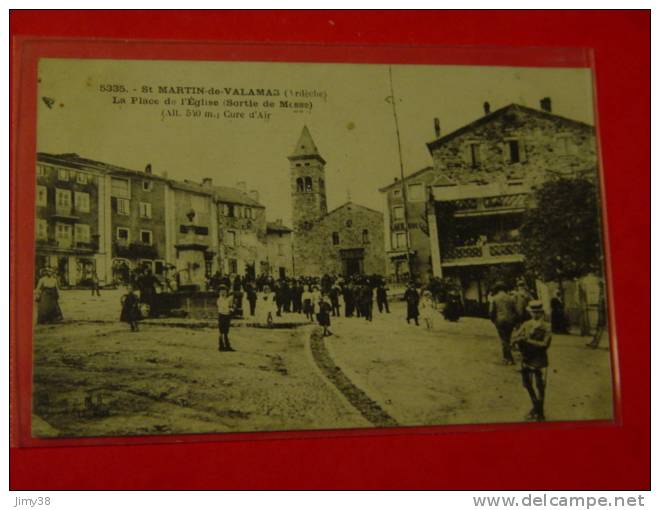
[{"x1": 9, "y1": 10, "x2": 650, "y2": 489}]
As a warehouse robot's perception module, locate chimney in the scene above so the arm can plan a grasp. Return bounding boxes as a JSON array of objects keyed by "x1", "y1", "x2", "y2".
[
  {"x1": 433, "y1": 118, "x2": 441, "y2": 138},
  {"x1": 236, "y1": 181, "x2": 247, "y2": 192},
  {"x1": 540, "y1": 97, "x2": 552, "y2": 112},
  {"x1": 483, "y1": 101, "x2": 491, "y2": 115},
  {"x1": 202, "y1": 177, "x2": 213, "y2": 188},
  {"x1": 162, "y1": 171, "x2": 168, "y2": 179},
  {"x1": 145, "y1": 163, "x2": 152, "y2": 174},
  {"x1": 249, "y1": 189, "x2": 259, "y2": 203}
]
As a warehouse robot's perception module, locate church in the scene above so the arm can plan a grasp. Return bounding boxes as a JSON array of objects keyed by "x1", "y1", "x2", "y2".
[{"x1": 288, "y1": 126, "x2": 385, "y2": 278}]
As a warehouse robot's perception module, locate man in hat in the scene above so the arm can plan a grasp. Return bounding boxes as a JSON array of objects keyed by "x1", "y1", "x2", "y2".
[
  {"x1": 489, "y1": 282, "x2": 519, "y2": 365},
  {"x1": 513, "y1": 300, "x2": 552, "y2": 421},
  {"x1": 216, "y1": 284, "x2": 235, "y2": 352}
]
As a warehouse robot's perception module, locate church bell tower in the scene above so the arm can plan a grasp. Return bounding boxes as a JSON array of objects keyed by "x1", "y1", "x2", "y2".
[{"x1": 289, "y1": 126, "x2": 328, "y2": 231}]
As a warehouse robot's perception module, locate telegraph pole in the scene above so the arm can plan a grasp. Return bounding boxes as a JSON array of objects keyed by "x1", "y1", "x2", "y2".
[{"x1": 387, "y1": 65, "x2": 413, "y2": 282}]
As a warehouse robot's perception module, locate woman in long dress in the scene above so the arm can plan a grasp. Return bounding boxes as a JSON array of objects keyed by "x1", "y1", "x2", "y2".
[
  {"x1": 257, "y1": 285, "x2": 277, "y2": 327},
  {"x1": 35, "y1": 268, "x2": 63, "y2": 324}
]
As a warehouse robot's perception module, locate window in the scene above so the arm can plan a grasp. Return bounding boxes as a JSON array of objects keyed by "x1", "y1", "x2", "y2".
[
  {"x1": 319, "y1": 178, "x2": 325, "y2": 190},
  {"x1": 362, "y1": 229, "x2": 369, "y2": 244},
  {"x1": 296, "y1": 177, "x2": 304, "y2": 192},
  {"x1": 393, "y1": 206, "x2": 404, "y2": 220},
  {"x1": 304, "y1": 162, "x2": 310, "y2": 166},
  {"x1": 111, "y1": 177, "x2": 130, "y2": 198},
  {"x1": 407, "y1": 183, "x2": 424, "y2": 201},
  {"x1": 143, "y1": 180, "x2": 153, "y2": 191},
  {"x1": 227, "y1": 204, "x2": 235, "y2": 217},
  {"x1": 55, "y1": 188, "x2": 72, "y2": 210},
  {"x1": 332, "y1": 232, "x2": 340, "y2": 245},
  {"x1": 75, "y1": 192, "x2": 90, "y2": 213},
  {"x1": 116, "y1": 227, "x2": 130, "y2": 243},
  {"x1": 57, "y1": 168, "x2": 69, "y2": 181},
  {"x1": 36, "y1": 164, "x2": 48, "y2": 177},
  {"x1": 392, "y1": 232, "x2": 408, "y2": 250},
  {"x1": 75, "y1": 223, "x2": 91, "y2": 243},
  {"x1": 140, "y1": 230, "x2": 153, "y2": 245},
  {"x1": 468, "y1": 142, "x2": 481, "y2": 168},
  {"x1": 229, "y1": 258, "x2": 238, "y2": 274},
  {"x1": 36, "y1": 219, "x2": 48, "y2": 240},
  {"x1": 393, "y1": 189, "x2": 401, "y2": 198},
  {"x1": 76, "y1": 172, "x2": 88, "y2": 184},
  {"x1": 304, "y1": 176, "x2": 313, "y2": 192},
  {"x1": 244, "y1": 207, "x2": 252, "y2": 219},
  {"x1": 139, "y1": 201, "x2": 152, "y2": 219},
  {"x1": 36, "y1": 185, "x2": 47, "y2": 207},
  {"x1": 556, "y1": 135, "x2": 577, "y2": 156},
  {"x1": 116, "y1": 198, "x2": 130, "y2": 215},
  {"x1": 345, "y1": 219, "x2": 353, "y2": 228},
  {"x1": 154, "y1": 260, "x2": 165, "y2": 275},
  {"x1": 226, "y1": 230, "x2": 236, "y2": 246},
  {"x1": 507, "y1": 140, "x2": 521, "y2": 163},
  {"x1": 55, "y1": 223, "x2": 72, "y2": 248},
  {"x1": 236, "y1": 206, "x2": 243, "y2": 219}
]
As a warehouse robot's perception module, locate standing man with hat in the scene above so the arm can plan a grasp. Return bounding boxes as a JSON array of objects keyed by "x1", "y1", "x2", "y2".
[
  {"x1": 216, "y1": 284, "x2": 235, "y2": 352},
  {"x1": 513, "y1": 300, "x2": 552, "y2": 421}
]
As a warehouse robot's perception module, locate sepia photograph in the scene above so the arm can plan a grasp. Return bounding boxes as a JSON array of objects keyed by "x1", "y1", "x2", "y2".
[{"x1": 31, "y1": 57, "x2": 614, "y2": 439}]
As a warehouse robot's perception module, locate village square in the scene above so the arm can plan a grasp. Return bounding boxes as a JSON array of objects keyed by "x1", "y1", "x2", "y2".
[{"x1": 32, "y1": 91, "x2": 614, "y2": 438}]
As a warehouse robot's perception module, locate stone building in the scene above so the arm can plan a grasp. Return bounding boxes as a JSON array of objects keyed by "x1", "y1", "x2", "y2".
[
  {"x1": 35, "y1": 153, "x2": 105, "y2": 286},
  {"x1": 380, "y1": 100, "x2": 598, "y2": 313},
  {"x1": 107, "y1": 163, "x2": 168, "y2": 284},
  {"x1": 289, "y1": 126, "x2": 385, "y2": 277},
  {"x1": 266, "y1": 220, "x2": 294, "y2": 279},
  {"x1": 214, "y1": 183, "x2": 267, "y2": 279}
]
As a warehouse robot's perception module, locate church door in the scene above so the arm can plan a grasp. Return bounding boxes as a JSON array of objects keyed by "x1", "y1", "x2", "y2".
[{"x1": 344, "y1": 258, "x2": 362, "y2": 277}]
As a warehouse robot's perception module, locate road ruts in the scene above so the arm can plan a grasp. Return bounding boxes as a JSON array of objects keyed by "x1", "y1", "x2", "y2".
[{"x1": 309, "y1": 328, "x2": 399, "y2": 427}]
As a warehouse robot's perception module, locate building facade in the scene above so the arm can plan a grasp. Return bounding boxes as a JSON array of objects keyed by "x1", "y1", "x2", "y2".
[
  {"x1": 35, "y1": 154, "x2": 269, "y2": 288},
  {"x1": 215, "y1": 184, "x2": 267, "y2": 279},
  {"x1": 380, "y1": 100, "x2": 598, "y2": 312},
  {"x1": 35, "y1": 154, "x2": 105, "y2": 286},
  {"x1": 290, "y1": 126, "x2": 385, "y2": 277},
  {"x1": 266, "y1": 220, "x2": 294, "y2": 279}
]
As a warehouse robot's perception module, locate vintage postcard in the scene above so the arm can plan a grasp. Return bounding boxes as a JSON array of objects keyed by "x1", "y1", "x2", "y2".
[{"x1": 30, "y1": 56, "x2": 613, "y2": 440}]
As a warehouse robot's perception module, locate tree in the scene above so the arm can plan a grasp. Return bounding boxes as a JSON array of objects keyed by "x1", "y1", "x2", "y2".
[{"x1": 520, "y1": 177, "x2": 602, "y2": 283}]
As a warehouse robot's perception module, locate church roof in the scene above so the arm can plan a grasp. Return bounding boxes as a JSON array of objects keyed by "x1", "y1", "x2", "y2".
[
  {"x1": 326, "y1": 201, "x2": 383, "y2": 218},
  {"x1": 288, "y1": 125, "x2": 326, "y2": 164}
]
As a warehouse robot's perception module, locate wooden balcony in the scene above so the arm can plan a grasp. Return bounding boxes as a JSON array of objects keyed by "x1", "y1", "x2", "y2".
[{"x1": 441, "y1": 241, "x2": 524, "y2": 267}]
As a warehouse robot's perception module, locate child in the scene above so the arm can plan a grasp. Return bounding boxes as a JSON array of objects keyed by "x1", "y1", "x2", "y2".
[
  {"x1": 302, "y1": 285, "x2": 315, "y2": 322},
  {"x1": 419, "y1": 290, "x2": 435, "y2": 330},
  {"x1": 216, "y1": 284, "x2": 235, "y2": 351},
  {"x1": 259, "y1": 285, "x2": 276, "y2": 327},
  {"x1": 120, "y1": 286, "x2": 141, "y2": 332},
  {"x1": 512, "y1": 300, "x2": 552, "y2": 421},
  {"x1": 317, "y1": 294, "x2": 332, "y2": 337}
]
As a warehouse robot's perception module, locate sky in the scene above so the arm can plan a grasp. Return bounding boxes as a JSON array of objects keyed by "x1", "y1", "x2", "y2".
[{"x1": 37, "y1": 59, "x2": 595, "y2": 226}]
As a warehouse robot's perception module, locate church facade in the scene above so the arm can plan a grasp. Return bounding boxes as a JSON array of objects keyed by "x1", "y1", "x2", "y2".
[{"x1": 289, "y1": 126, "x2": 385, "y2": 278}]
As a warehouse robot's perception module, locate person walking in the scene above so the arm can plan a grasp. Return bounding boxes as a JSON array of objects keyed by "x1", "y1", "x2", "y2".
[
  {"x1": 317, "y1": 294, "x2": 333, "y2": 337},
  {"x1": 419, "y1": 290, "x2": 435, "y2": 329},
  {"x1": 120, "y1": 286, "x2": 141, "y2": 332},
  {"x1": 246, "y1": 282, "x2": 258, "y2": 317},
  {"x1": 329, "y1": 283, "x2": 341, "y2": 317},
  {"x1": 512, "y1": 300, "x2": 552, "y2": 421},
  {"x1": 216, "y1": 284, "x2": 235, "y2": 351},
  {"x1": 550, "y1": 289, "x2": 569, "y2": 334},
  {"x1": 302, "y1": 285, "x2": 314, "y2": 322},
  {"x1": 587, "y1": 281, "x2": 607, "y2": 349},
  {"x1": 90, "y1": 270, "x2": 101, "y2": 297},
  {"x1": 376, "y1": 282, "x2": 390, "y2": 313},
  {"x1": 404, "y1": 282, "x2": 420, "y2": 326},
  {"x1": 489, "y1": 282, "x2": 519, "y2": 365},
  {"x1": 442, "y1": 290, "x2": 462, "y2": 322},
  {"x1": 35, "y1": 268, "x2": 63, "y2": 324}
]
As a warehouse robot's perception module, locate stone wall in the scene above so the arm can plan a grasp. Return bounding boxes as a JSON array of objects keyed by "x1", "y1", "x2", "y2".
[
  {"x1": 293, "y1": 202, "x2": 385, "y2": 277},
  {"x1": 429, "y1": 105, "x2": 597, "y2": 184}
]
